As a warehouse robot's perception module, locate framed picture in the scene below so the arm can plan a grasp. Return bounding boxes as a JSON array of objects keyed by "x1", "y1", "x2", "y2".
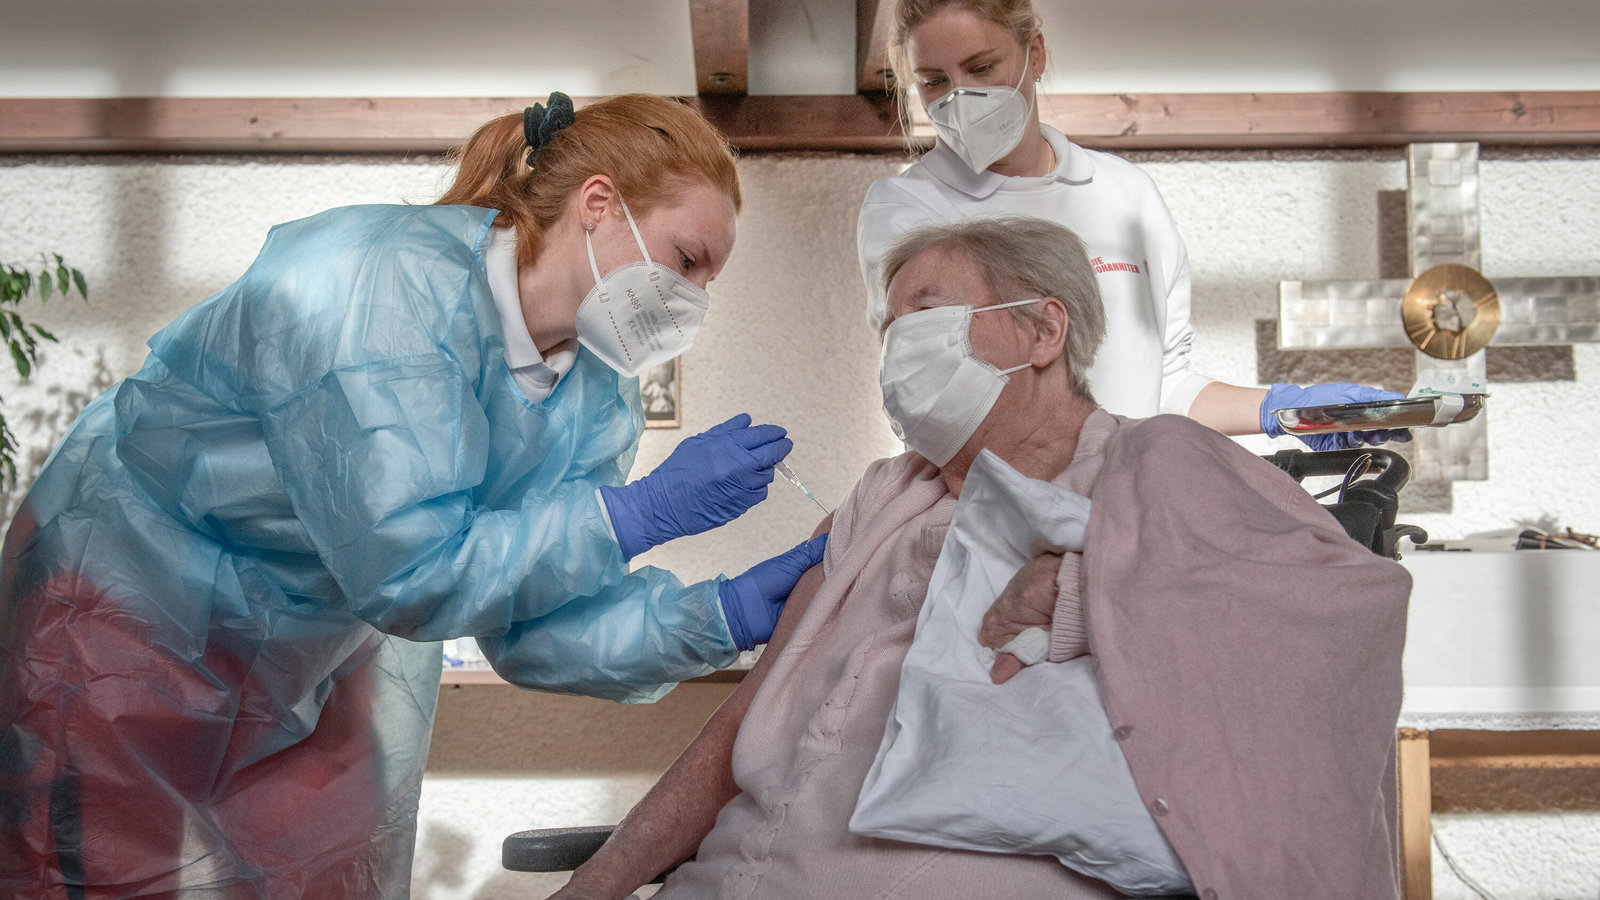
[{"x1": 641, "y1": 358, "x2": 681, "y2": 428}]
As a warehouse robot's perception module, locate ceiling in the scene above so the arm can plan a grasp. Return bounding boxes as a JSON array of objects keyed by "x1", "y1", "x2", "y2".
[{"x1": 3, "y1": 0, "x2": 1599, "y2": 100}]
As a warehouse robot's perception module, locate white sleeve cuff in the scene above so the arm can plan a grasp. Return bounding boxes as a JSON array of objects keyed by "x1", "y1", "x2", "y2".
[
  {"x1": 1160, "y1": 370, "x2": 1217, "y2": 417},
  {"x1": 595, "y1": 488, "x2": 620, "y2": 544}
]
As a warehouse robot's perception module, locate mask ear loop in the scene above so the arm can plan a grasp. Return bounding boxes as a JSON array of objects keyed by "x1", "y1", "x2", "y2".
[
  {"x1": 583, "y1": 223, "x2": 606, "y2": 294},
  {"x1": 1018, "y1": 43, "x2": 1037, "y2": 117},
  {"x1": 617, "y1": 197, "x2": 661, "y2": 283},
  {"x1": 584, "y1": 194, "x2": 659, "y2": 292},
  {"x1": 971, "y1": 296, "x2": 1045, "y2": 377}
]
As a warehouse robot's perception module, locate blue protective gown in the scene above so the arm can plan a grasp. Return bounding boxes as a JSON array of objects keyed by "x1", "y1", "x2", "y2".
[{"x1": 0, "y1": 204, "x2": 738, "y2": 897}]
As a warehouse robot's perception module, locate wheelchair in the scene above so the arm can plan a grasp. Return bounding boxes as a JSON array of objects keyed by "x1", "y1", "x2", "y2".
[{"x1": 501, "y1": 446, "x2": 1426, "y2": 878}]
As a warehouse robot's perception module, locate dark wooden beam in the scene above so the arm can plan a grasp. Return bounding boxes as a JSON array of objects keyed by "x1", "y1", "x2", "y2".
[
  {"x1": 856, "y1": 0, "x2": 896, "y2": 96},
  {"x1": 3, "y1": 91, "x2": 1598, "y2": 155},
  {"x1": 0, "y1": 97, "x2": 533, "y2": 154},
  {"x1": 1428, "y1": 729, "x2": 1600, "y2": 814},
  {"x1": 689, "y1": 0, "x2": 749, "y2": 96},
  {"x1": 0, "y1": 95, "x2": 909, "y2": 154},
  {"x1": 1036, "y1": 91, "x2": 1600, "y2": 149},
  {"x1": 693, "y1": 94, "x2": 904, "y2": 150}
]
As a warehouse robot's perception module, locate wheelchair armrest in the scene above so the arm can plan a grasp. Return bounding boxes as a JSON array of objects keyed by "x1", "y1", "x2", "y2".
[
  {"x1": 503, "y1": 825, "x2": 614, "y2": 873},
  {"x1": 1264, "y1": 447, "x2": 1409, "y2": 494},
  {"x1": 502, "y1": 824, "x2": 680, "y2": 885},
  {"x1": 1262, "y1": 447, "x2": 1426, "y2": 558}
]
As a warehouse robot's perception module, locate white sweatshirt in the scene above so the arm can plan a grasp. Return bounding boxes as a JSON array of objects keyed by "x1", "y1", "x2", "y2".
[{"x1": 857, "y1": 125, "x2": 1214, "y2": 418}]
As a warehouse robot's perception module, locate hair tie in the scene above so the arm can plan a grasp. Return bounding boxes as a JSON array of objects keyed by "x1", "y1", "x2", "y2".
[{"x1": 523, "y1": 91, "x2": 575, "y2": 167}]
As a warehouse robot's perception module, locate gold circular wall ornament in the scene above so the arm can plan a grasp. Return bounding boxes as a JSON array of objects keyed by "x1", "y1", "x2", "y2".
[{"x1": 1402, "y1": 263, "x2": 1501, "y2": 360}]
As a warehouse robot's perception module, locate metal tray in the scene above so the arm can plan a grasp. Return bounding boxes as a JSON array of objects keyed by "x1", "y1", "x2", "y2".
[{"x1": 1274, "y1": 395, "x2": 1486, "y2": 434}]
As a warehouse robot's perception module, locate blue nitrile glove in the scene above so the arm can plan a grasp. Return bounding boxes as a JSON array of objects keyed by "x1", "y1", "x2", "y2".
[
  {"x1": 719, "y1": 533, "x2": 829, "y2": 651},
  {"x1": 599, "y1": 413, "x2": 792, "y2": 560},
  {"x1": 1261, "y1": 382, "x2": 1415, "y2": 451}
]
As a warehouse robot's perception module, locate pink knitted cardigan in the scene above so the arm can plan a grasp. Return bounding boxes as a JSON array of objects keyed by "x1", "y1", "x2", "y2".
[{"x1": 658, "y1": 411, "x2": 1409, "y2": 899}]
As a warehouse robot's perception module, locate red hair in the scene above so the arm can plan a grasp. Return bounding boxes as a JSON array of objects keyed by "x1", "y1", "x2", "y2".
[{"x1": 436, "y1": 94, "x2": 741, "y2": 267}]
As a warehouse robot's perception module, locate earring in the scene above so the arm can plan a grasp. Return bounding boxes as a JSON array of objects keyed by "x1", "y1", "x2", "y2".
[{"x1": 584, "y1": 220, "x2": 594, "y2": 232}]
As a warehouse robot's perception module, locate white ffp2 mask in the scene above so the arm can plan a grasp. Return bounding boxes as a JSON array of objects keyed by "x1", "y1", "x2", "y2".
[
  {"x1": 926, "y1": 47, "x2": 1035, "y2": 174},
  {"x1": 879, "y1": 297, "x2": 1040, "y2": 466},
  {"x1": 576, "y1": 197, "x2": 709, "y2": 378}
]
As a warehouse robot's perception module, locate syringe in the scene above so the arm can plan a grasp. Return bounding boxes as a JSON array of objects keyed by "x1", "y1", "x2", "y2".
[{"x1": 775, "y1": 460, "x2": 831, "y2": 515}]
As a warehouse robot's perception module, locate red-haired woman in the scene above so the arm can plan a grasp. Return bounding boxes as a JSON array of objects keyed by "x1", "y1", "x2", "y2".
[{"x1": 0, "y1": 93, "x2": 823, "y2": 897}]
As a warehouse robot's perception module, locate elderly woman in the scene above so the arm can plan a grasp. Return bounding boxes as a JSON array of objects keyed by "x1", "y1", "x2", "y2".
[{"x1": 549, "y1": 218, "x2": 1411, "y2": 900}]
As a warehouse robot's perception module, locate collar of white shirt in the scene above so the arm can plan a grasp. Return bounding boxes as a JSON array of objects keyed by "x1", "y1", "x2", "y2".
[
  {"x1": 485, "y1": 225, "x2": 577, "y2": 402},
  {"x1": 920, "y1": 124, "x2": 1097, "y2": 200}
]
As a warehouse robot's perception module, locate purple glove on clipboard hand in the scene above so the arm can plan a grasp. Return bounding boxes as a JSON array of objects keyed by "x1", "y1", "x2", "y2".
[{"x1": 1261, "y1": 382, "x2": 1414, "y2": 451}]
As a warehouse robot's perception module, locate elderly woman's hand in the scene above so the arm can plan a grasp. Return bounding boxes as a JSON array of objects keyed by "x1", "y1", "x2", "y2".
[{"x1": 978, "y1": 551, "x2": 1062, "y2": 685}]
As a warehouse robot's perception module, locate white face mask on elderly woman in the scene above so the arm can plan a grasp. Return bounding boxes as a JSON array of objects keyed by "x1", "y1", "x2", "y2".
[
  {"x1": 879, "y1": 297, "x2": 1041, "y2": 466},
  {"x1": 576, "y1": 197, "x2": 710, "y2": 378}
]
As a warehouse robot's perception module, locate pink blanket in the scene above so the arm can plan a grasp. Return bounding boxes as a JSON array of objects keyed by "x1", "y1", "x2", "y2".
[{"x1": 1086, "y1": 415, "x2": 1411, "y2": 898}]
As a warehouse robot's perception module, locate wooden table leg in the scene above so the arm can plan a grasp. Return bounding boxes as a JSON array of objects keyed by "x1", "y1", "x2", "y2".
[{"x1": 1398, "y1": 728, "x2": 1433, "y2": 900}]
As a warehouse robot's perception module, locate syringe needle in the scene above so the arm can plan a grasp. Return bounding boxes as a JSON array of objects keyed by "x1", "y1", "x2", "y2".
[{"x1": 775, "y1": 461, "x2": 831, "y2": 514}]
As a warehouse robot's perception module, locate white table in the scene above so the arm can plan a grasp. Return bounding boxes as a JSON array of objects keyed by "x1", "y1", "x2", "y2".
[{"x1": 1395, "y1": 550, "x2": 1600, "y2": 899}]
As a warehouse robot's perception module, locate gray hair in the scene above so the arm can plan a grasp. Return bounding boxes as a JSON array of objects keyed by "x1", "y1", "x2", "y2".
[{"x1": 880, "y1": 215, "x2": 1105, "y2": 399}]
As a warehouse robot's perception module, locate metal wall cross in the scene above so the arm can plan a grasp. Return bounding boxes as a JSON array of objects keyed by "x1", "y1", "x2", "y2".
[{"x1": 1278, "y1": 143, "x2": 1600, "y2": 484}]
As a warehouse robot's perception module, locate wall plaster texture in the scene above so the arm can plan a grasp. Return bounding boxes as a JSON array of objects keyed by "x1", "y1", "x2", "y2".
[{"x1": 2, "y1": 148, "x2": 1597, "y2": 898}]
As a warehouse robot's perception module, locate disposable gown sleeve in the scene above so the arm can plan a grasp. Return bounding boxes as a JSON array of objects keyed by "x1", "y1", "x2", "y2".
[{"x1": 259, "y1": 353, "x2": 737, "y2": 702}]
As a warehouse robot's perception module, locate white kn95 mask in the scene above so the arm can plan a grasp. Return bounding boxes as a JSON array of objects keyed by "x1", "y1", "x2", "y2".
[
  {"x1": 879, "y1": 297, "x2": 1041, "y2": 466},
  {"x1": 925, "y1": 46, "x2": 1036, "y2": 174},
  {"x1": 576, "y1": 197, "x2": 709, "y2": 378}
]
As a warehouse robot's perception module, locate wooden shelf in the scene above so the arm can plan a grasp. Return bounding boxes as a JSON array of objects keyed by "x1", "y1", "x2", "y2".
[
  {"x1": 4, "y1": 91, "x2": 1599, "y2": 154},
  {"x1": 440, "y1": 665, "x2": 750, "y2": 687},
  {"x1": 1397, "y1": 727, "x2": 1600, "y2": 900},
  {"x1": 440, "y1": 668, "x2": 507, "y2": 686}
]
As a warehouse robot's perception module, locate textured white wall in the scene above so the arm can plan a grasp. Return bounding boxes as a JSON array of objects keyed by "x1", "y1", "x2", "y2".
[
  {"x1": 2, "y1": 148, "x2": 1598, "y2": 898},
  {"x1": 1144, "y1": 148, "x2": 1600, "y2": 540}
]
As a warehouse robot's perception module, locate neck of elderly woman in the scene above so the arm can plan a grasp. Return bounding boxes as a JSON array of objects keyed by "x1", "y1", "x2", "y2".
[{"x1": 939, "y1": 367, "x2": 1096, "y2": 497}]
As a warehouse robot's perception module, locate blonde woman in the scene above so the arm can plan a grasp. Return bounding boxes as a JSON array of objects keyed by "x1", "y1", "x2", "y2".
[{"x1": 859, "y1": 0, "x2": 1407, "y2": 449}]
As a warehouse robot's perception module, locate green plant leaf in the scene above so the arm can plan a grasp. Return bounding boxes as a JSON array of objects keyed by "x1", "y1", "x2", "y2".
[
  {"x1": 10, "y1": 340, "x2": 32, "y2": 379},
  {"x1": 56, "y1": 264, "x2": 69, "y2": 294},
  {"x1": 0, "y1": 411, "x2": 16, "y2": 487},
  {"x1": 38, "y1": 271, "x2": 53, "y2": 302},
  {"x1": 0, "y1": 313, "x2": 11, "y2": 340},
  {"x1": 30, "y1": 323, "x2": 57, "y2": 343},
  {"x1": 72, "y1": 268, "x2": 88, "y2": 299}
]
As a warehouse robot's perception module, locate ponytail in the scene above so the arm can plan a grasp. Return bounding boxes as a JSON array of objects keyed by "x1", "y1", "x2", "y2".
[{"x1": 436, "y1": 93, "x2": 741, "y2": 267}]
